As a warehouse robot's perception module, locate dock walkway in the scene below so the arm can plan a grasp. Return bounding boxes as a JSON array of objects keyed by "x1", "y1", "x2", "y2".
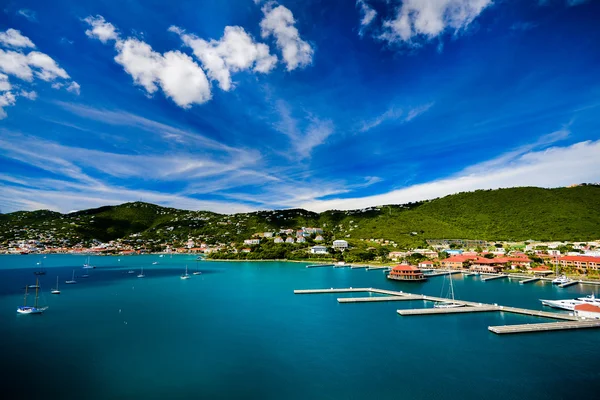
[
  {"x1": 489, "y1": 320, "x2": 600, "y2": 334},
  {"x1": 519, "y1": 277, "x2": 540, "y2": 284},
  {"x1": 481, "y1": 275, "x2": 507, "y2": 282}
]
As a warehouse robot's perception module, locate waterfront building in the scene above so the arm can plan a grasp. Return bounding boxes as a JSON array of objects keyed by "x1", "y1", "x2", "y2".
[
  {"x1": 470, "y1": 257, "x2": 508, "y2": 273},
  {"x1": 387, "y1": 265, "x2": 427, "y2": 281},
  {"x1": 440, "y1": 255, "x2": 478, "y2": 269},
  {"x1": 418, "y1": 261, "x2": 434, "y2": 269},
  {"x1": 552, "y1": 255, "x2": 600, "y2": 271}
]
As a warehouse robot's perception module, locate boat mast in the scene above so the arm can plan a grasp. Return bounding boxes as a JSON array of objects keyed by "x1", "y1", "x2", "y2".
[
  {"x1": 24, "y1": 284, "x2": 28, "y2": 306},
  {"x1": 448, "y1": 272, "x2": 455, "y2": 301},
  {"x1": 34, "y1": 277, "x2": 39, "y2": 308}
]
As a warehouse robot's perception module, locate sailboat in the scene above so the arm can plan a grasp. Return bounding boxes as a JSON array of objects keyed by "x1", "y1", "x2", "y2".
[
  {"x1": 51, "y1": 276, "x2": 61, "y2": 294},
  {"x1": 83, "y1": 256, "x2": 95, "y2": 269},
  {"x1": 192, "y1": 261, "x2": 202, "y2": 276},
  {"x1": 17, "y1": 277, "x2": 47, "y2": 314},
  {"x1": 434, "y1": 272, "x2": 465, "y2": 309},
  {"x1": 34, "y1": 259, "x2": 46, "y2": 275},
  {"x1": 137, "y1": 267, "x2": 145, "y2": 278},
  {"x1": 180, "y1": 265, "x2": 191, "y2": 280},
  {"x1": 65, "y1": 269, "x2": 77, "y2": 284}
]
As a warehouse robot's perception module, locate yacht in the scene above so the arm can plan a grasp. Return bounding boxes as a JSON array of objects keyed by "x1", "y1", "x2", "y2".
[
  {"x1": 551, "y1": 275, "x2": 571, "y2": 285},
  {"x1": 540, "y1": 298, "x2": 583, "y2": 311},
  {"x1": 83, "y1": 256, "x2": 95, "y2": 269},
  {"x1": 434, "y1": 272, "x2": 465, "y2": 309},
  {"x1": 137, "y1": 267, "x2": 145, "y2": 278},
  {"x1": 577, "y1": 294, "x2": 600, "y2": 305}
]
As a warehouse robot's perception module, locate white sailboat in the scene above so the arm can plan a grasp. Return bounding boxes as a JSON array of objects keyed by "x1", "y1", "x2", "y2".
[
  {"x1": 192, "y1": 260, "x2": 202, "y2": 275},
  {"x1": 51, "y1": 276, "x2": 61, "y2": 294},
  {"x1": 83, "y1": 256, "x2": 95, "y2": 269},
  {"x1": 180, "y1": 265, "x2": 191, "y2": 280},
  {"x1": 65, "y1": 269, "x2": 77, "y2": 284},
  {"x1": 17, "y1": 277, "x2": 48, "y2": 314},
  {"x1": 137, "y1": 267, "x2": 145, "y2": 278},
  {"x1": 434, "y1": 272, "x2": 464, "y2": 309}
]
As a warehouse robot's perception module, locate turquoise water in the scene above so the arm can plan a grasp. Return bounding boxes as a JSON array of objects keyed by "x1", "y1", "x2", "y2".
[{"x1": 1, "y1": 255, "x2": 599, "y2": 399}]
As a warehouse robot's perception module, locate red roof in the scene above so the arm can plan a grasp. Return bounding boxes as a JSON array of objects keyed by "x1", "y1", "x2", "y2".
[
  {"x1": 507, "y1": 257, "x2": 532, "y2": 263},
  {"x1": 420, "y1": 261, "x2": 433, "y2": 265},
  {"x1": 392, "y1": 265, "x2": 421, "y2": 272},
  {"x1": 474, "y1": 257, "x2": 509, "y2": 264},
  {"x1": 559, "y1": 256, "x2": 600, "y2": 263},
  {"x1": 530, "y1": 266, "x2": 550, "y2": 271},
  {"x1": 574, "y1": 304, "x2": 600, "y2": 313},
  {"x1": 444, "y1": 255, "x2": 477, "y2": 263}
]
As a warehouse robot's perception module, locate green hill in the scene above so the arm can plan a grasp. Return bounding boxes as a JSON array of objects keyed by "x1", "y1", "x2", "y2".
[{"x1": 1, "y1": 186, "x2": 599, "y2": 249}]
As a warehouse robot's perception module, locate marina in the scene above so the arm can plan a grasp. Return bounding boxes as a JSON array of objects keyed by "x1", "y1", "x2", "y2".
[
  {"x1": 481, "y1": 274, "x2": 507, "y2": 282},
  {"x1": 294, "y1": 286, "x2": 587, "y2": 333},
  {"x1": 519, "y1": 277, "x2": 540, "y2": 284}
]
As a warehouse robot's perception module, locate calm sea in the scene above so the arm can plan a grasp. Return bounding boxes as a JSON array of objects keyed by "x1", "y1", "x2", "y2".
[{"x1": 1, "y1": 254, "x2": 599, "y2": 399}]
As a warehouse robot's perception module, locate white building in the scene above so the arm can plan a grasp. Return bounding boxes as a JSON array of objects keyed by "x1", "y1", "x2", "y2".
[
  {"x1": 263, "y1": 232, "x2": 274, "y2": 238},
  {"x1": 297, "y1": 237, "x2": 306, "y2": 243},
  {"x1": 311, "y1": 245, "x2": 328, "y2": 254},
  {"x1": 332, "y1": 240, "x2": 348, "y2": 250},
  {"x1": 244, "y1": 239, "x2": 260, "y2": 245},
  {"x1": 315, "y1": 235, "x2": 324, "y2": 242},
  {"x1": 286, "y1": 237, "x2": 295, "y2": 243},
  {"x1": 274, "y1": 237, "x2": 284, "y2": 244}
]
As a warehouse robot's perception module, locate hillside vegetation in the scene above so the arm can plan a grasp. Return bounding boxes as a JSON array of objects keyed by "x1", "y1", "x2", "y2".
[{"x1": 1, "y1": 186, "x2": 599, "y2": 248}]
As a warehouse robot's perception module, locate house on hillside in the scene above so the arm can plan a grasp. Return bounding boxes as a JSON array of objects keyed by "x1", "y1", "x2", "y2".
[
  {"x1": 314, "y1": 235, "x2": 324, "y2": 242},
  {"x1": 244, "y1": 239, "x2": 260, "y2": 245},
  {"x1": 274, "y1": 237, "x2": 284, "y2": 244},
  {"x1": 310, "y1": 245, "x2": 328, "y2": 254},
  {"x1": 286, "y1": 237, "x2": 295, "y2": 243},
  {"x1": 297, "y1": 237, "x2": 306, "y2": 243},
  {"x1": 333, "y1": 240, "x2": 348, "y2": 250}
]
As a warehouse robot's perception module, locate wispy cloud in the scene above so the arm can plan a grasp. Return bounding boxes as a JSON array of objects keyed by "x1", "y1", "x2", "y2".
[
  {"x1": 273, "y1": 100, "x2": 335, "y2": 159},
  {"x1": 357, "y1": 0, "x2": 377, "y2": 35},
  {"x1": 360, "y1": 102, "x2": 434, "y2": 132},
  {"x1": 16, "y1": 9, "x2": 37, "y2": 22},
  {"x1": 295, "y1": 137, "x2": 600, "y2": 212}
]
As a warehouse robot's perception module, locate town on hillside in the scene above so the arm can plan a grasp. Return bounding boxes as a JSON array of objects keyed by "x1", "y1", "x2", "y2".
[{"x1": 4, "y1": 226, "x2": 600, "y2": 278}]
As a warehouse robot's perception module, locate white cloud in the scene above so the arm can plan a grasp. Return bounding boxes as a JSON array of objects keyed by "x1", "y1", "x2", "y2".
[
  {"x1": 171, "y1": 25, "x2": 277, "y2": 91},
  {"x1": 0, "y1": 28, "x2": 36, "y2": 48},
  {"x1": 360, "y1": 102, "x2": 434, "y2": 132},
  {"x1": 83, "y1": 15, "x2": 120, "y2": 43},
  {"x1": 0, "y1": 31, "x2": 76, "y2": 118},
  {"x1": 0, "y1": 91, "x2": 16, "y2": 119},
  {"x1": 16, "y1": 9, "x2": 37, "y2": 22},
  {"x1": 114, "y1": 38, "x2": 211, "y2": 107},
  {"x1": 260, "y1": 3, "x2": 313, "y2": 71},
  {"x1": 19, "y1": 90, "x2": 37, "y2": 100},
  {"x1": 66, "y1": 81, "x2": 80, "y2": 95},
  {"x1": 0, "y1": 73, "x2": 10, "y2": 91},
  {"x1": 27, "y1": 51, "x2": 70, "y2": 81},
  {"x1": 381, "y1": 0, "x2": 492, "y2": 45},
  {"x1": 84, "y1": 17, "x2": 211, "y2": 108},
  {"x1": 357, "y1": 0, "x2": 377, "y2": 34},
  {"x1": 295, "y1": 139, "x2": 600, "y2": 212}
]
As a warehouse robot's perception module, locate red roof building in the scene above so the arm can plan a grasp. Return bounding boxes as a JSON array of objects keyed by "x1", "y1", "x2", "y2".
[
  {"x1": 574, "y1": 303, "x2": 600, "y2": 319},
  {"x1": 553, "y1": 256, "x2": 600, "y2": 271},
  {"x1": 440, "y1": 255, "x2": 478, "y2": 269},
  {"x1": 387, "y1": 265, "x2": 427, "y2": 282}
]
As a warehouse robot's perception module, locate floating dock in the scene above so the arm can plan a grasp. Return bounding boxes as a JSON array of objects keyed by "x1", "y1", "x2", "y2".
[
  {"x1": 338, "y1": 295, "x2": 423, "y2": 303},
  {"x1": 366, "y1": 266, "x2": 390, "y2": 270},
  {"x1": 294, "y1": 287, "x2": 593, "y2": 335},
  {"x1": 350, "y1": 265, "x2": 368, "y2": 269},
  {"x1": 397, "y1": 306, "x2": 498, "y2": 316},
  {"x1": 519, "y1": 277, "x2": 540, "y2": 284},
  {"x1": 488, "y1": 320, "x2": 600, "y2": 334},
  {"x1": 423, "y1": 270, "x2": 462, "y2": 278},
  {"x1": 305, "y1": 264, "x2": 334, "y2": 268},
  {"x1": 559, "y1": 280, "x2": 580, "y2": 288},
  {"x1": 481, "y1": 275, "x2": 507, "y2": 282}
]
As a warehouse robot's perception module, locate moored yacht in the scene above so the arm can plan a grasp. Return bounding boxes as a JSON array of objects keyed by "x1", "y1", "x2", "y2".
[
  {"x1": 540, "y1": 298, "x2": 583, "y2": 311},
  {"x1": 551, "y1": 275, "x2": 571, "y2": 285}
]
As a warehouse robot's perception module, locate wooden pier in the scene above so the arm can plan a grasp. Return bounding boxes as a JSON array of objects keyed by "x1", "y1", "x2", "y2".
[
  {"x1": 519, "y1": 277, "x2": 540, "y2": 284},
  {"x1": 423, "y1": 270, "x2": 462, "y2": 278},
  {"x1": 338, "y1": 295, "x2": 423, "y2": 303},
  {"x1": 481, "y1": 274, "x2": 507, "y2": 282},
  {"x1": 398, "y1": 306, "x2": 499, "y2": 316},
  {"x1": 559, "y1": 280, "x2": 580, "y2": 288},
  {"x1": 294, "y1": 287, "x2": 596, "y2": 335},
  {"x1": 488, "y1": 320, "x2": 600, "y2": 334}
]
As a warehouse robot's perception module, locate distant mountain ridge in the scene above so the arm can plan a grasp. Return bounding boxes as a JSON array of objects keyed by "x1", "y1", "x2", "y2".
[{"x1": 1, "y1": 186, "x2": 599, "y2": 247}]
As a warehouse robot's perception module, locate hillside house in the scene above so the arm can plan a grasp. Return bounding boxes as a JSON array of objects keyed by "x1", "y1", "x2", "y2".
[{"x1": 311, "y1": 245, "x2": 328, "y2": 254}]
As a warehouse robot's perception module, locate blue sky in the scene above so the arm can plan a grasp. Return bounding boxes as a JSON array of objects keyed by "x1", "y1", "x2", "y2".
[{"x1": 1, "y1": 0, "x2": 599, "y2": 214}]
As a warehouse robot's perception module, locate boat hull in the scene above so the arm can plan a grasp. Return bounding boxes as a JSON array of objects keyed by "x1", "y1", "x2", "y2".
[
  {"x1": 17, "y1": 306, "x2": 46, "y2": 314},
  {"x1": 387, "y1": 275, "x2": 427, "y2": 282}
]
